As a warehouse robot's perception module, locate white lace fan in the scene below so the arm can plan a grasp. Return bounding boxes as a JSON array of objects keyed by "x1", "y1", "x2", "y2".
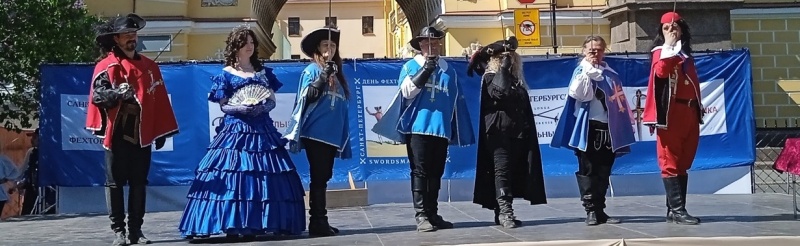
[{"x1": 228, "y1": 84, "x2": 272, "y2": 106}]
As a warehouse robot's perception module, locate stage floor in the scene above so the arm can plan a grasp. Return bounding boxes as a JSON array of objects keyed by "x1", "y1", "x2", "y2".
[{"x1": 2, "y1": 193, "x2": 798, "y2": 246}]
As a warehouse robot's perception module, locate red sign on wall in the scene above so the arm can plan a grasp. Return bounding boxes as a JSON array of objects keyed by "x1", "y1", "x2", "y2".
[{"x1": 518, "y1": 0, "x2": 536, "y2": 4}]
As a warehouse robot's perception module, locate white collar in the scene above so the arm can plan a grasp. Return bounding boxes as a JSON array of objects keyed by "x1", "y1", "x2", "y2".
[
  {"x1": 580, "y1": 59, "x2": 618, "y2": 75},
  {"x1": 413, "y1": 55, "x2": 449, "y2": 71},
  {"x1": 651, "y1": 41, "x2": 688, "y2": 58}
]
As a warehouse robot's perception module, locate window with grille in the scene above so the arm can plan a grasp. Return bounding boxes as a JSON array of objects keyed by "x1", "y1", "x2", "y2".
[
  {"x1": 325, "y1": 17, "x2": 338, "y2": 27},
  {"x1": 362, "y1": 53, "x2": 375, "y2": 59},
  {"x1": 291, "y1": 54, "x2": 301, "y2": 59},
  {"x1": 136, "y1": 35, "x2": 171, "y2": 53},
  {"x1": 288, "y1": 17, "x2": 300, "y2": 36},
  {"x1": 362, "y1": 16, "x2": 374, "y2": 35}
]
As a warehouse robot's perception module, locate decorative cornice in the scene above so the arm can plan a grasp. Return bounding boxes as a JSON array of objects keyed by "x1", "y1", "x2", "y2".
[
  {"x1": 138, "y1": 20, "x2": 260, "y2": 35},
  {"x1": 435, "y1": 10, "x2": 609, "y2": 30}
]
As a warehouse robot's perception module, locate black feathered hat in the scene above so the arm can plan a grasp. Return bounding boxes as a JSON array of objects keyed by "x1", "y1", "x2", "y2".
[
  {"x1": 467, "y1": 36, "x2": 519, "y2": 77},
  {"x1": 409, "y1": 26, "x2": 445, "y2": 51},
  {"x1": 94, "y1": 13, "x2": 146, "y2": 43},
  {"x1": 301, "y1": 25, "x2": 341, "y2": 58}
]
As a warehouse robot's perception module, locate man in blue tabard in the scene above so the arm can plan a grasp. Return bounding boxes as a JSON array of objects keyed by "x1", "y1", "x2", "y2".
[
  {"x1": 372, "y1": 25, "x2": 475, "y2": 232},
  {"x1": 550, "y1": 36, "x2": 636, "y2": 226}
]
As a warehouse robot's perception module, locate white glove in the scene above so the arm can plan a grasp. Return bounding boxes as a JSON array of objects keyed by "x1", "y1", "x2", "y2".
[{"x1": 584, "y1": 65, "x2": 604, "y2": 81}]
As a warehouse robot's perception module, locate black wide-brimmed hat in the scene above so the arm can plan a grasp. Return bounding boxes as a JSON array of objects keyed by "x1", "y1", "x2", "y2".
[
  {"x1": 409, "y1": 26, "x2": 445, "y2": 51},
  {"x1": 467, "y1": 36, "x2": 519, "y2": 77},
  {"x1": 301, "y1": 25, "x2": 341, "y2": 58},
  {"x1": 94, "y1": 13, "x2": 146, "y2": 43}
]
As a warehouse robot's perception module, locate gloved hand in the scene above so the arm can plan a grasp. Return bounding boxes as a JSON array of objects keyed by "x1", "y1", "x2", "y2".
[
  {"x1": 583, "y1": 63, "x2": 604, "y2": 81},
  {"x1": 117, "y1": 83, "x2": 136, "y2": 100},
  {"x1": 221, "y1": 104, "x2": 253, "y2": 116},
  {"x1": 248, "y1": 99, "x2": 276, "y2": 117},
  {"x1": 324, "y1": 61, "x2": 337, "y2": 76},
  {"x1": 500, "y1": 53, "x2": 512, "y2": 71},
  {"x1": 411, "y1": 56, "x2": 437, "y2": 88},
  {"x1": 155, "y1": 137, "x2": 166, "y2": 150}
]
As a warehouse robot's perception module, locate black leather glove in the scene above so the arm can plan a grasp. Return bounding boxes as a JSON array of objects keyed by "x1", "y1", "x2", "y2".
[
  {"x1": 155, "y1": 137, "x2": 166, "y2": 150},
  {"x1": 500, "y1": 53, "x2": 512, "y2": 71},
  {"x1": 117, "y1": 83, "x2": 136, "y2": 101},
  {"x1": 324, "y1": 61, "x2": 336, "y2": 76},
  {"x1": 491, "y1": 55, "x2": 513, "y2": 91},
  {"x1": 411, "y1": 56, "x2": 437, "y2": 88}
]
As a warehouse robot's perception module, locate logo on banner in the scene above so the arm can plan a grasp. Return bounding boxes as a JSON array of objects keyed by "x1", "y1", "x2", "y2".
[
  {"x1": 355, "y1": 77, "x2": 411, "y2": 166},
  {"x1": 528, "y1": 89, "x2": 568, "y2": 143},
  {"x1": 61, "y1": 94, "x2": 174, "y2": 151},
  {"x1": 539, "y1": 79, "x2": 728, "y2": 143},
  {"x1": 61, "y1": 94, "x2": 105, "y2": 151},
  {"x1": 623, "y1": 78, "x2": 727, "y2": 142},
  {"x1": 207, "y1": 93, "x2": 295, "y2": 148}
]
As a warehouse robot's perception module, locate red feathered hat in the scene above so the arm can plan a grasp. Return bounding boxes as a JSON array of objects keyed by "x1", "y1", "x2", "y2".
[{"x1": 660, "y1": 12, "x2": 682, "y2": 24}]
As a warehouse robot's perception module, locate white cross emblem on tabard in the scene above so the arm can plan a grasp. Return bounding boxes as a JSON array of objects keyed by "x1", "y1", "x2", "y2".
[
  {"x1": 425, "y1": 83, "x2": 438, "y2": 102},
  {"x1": 326, "y1": 90, "x2": 345, "y2": 110}
]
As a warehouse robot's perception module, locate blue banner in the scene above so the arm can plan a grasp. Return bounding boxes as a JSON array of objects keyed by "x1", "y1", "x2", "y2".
[{"x1": 38, "y1": 49, "x2": 755, "y2": 187}]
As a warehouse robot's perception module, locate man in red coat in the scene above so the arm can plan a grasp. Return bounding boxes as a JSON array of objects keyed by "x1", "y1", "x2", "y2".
[
  {"x1": 642, "y1": 12, "x2": 703, "y2": 225},
  {"x1": 86, "y1": 14, "x2": 179, "y2": 245}
]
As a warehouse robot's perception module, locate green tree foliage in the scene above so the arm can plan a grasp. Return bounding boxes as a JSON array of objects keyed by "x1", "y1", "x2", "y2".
[{"x1": 0, "y1": 0, "x2": 103, "y2": 131}]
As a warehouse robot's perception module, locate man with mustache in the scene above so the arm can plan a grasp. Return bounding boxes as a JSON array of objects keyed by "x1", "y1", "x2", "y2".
[{"x1": 86, "y1": 13, "x2": 179, "y2": 246}]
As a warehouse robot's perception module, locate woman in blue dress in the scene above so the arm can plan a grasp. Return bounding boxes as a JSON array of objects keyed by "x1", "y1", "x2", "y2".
[
  {"x1": 178, "y1": 26, "x2": 306, "y2": 240},
  {"x1": 284, "y1": 24, "x2": 351, "y2": 237}
]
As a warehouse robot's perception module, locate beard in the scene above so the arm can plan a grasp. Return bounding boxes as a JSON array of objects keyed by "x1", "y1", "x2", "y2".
[{"x1": 121, "y1": 40, "x2": 136, "y2": 52}]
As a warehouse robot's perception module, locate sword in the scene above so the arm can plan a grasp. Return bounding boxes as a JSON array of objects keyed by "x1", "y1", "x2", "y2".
[
  {"x1": 634, "y1": 89, "x2": 646, "y2": 141},
  {"x1": 325, "y1": 0, "x2": 336, "y2": 74}
]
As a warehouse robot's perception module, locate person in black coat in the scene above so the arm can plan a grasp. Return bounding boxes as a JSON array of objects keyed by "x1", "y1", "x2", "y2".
[{"x1": 468, "y1": 36, "x2": 547, "y2": 228}]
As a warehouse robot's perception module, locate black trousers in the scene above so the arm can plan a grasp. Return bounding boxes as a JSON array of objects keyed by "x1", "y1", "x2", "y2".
[
  {"x1": 0, "y1": 200, "x2": 6, "y2": 214},
  {"x1": 575, "y1": 120, "x2": 616, "y2": 211},
  {"x1": 104, "y1": 133, "x2": 152, "y2": 232},
  {"x1": 21, "y1": 186, "x2": 38, "y2": 215},
  {"x1": 484, "y1": 134, "x2": 527, "y2": 201},
  {"x1": 302, "y1": 138, "x2": 337, "y2": 219},
  {"x1": 406, "y1": 134, "x2": 449, "y2": 216}
]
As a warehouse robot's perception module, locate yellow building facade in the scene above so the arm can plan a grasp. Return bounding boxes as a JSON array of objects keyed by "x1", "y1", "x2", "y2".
[
  {"x1": 387, "y1": 0, "x2": 800, "y2": 126},
  {"x1": 388, "y1": 0, "x2": 610, "y2": 58},
  {"x1": 731, "y1": 7, "x2": 800, "y2": 126},
  {"x1": 83, "y1": 0, "x2": 278, "y2": 61},
  {"x1": 277, "y1": 0, "x2": 389, "y2": 59},
  {"x1": 83, "y1": 0, "x2": 389, "y2": 60}
]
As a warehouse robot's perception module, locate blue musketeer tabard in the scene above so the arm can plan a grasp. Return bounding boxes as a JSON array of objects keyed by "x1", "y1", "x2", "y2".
[
  {"x1": 550, "y1": 63, "x2": 636, "y2": 156},
  {"x1": 284, "y1": 63, "x2": 352, "y2": 159},
  {"x1": 371, "y1": 55, "x2": 475, "y2": 146}
]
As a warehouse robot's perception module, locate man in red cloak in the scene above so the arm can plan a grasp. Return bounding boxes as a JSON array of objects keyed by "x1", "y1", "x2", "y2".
[
  {"x1": 86, "y1": 13, "x2": 179, "y2": 245},
  {"x1": 641, "y1": 11, "x2": 703, "y2": 225}
]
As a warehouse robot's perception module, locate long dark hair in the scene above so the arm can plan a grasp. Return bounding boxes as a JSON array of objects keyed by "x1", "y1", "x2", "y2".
[
  {"x1": 94, "y1": 20, "x2": 124, "y2": 61},
  {"x1": 224, "y1": 27, "x2": 264, "y2": 72},
  {"x1": 313, "y1": 46, "x2": 350, "y2": 99},
  {"x1": 649, "y1": 19, "x2": 692, "y2": 62}
]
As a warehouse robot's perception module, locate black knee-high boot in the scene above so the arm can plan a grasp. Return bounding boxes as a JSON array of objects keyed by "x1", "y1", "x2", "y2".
[
  {"x1": 663, "y1": 176, "x2": 699, "y2": 225},
  {"x1": 593, "y1": 175, "x2": 620, "y2": 224},
  {"x1": 496, "y1": 187, "x2": 521, "y2": 228},
  {"x1": 678, "y1": 175, "x2": 700, "y2": 223},
  {"x1": 576, "y1": 174, "x2": 598, "y2": 226},
  {"x1": 412, "y1": 176, "x2": 435, "y2": 232},
  {"x1": 106, "y1": 186, "x2": 127, "y2": 246},
  {"x1": 127, "y1": 185, "x2": 151, "y2": 244},
  {"x1": 308, "y1": 182, "x2": 337, "y2": 237},
  {"x1": 425, "y1": 179, "x2": 453, "y2": 229}
]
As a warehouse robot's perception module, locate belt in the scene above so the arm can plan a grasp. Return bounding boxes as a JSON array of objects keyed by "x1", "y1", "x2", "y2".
[{"x1": 674, "y1": 98, "x2": 697, "y2": 107}]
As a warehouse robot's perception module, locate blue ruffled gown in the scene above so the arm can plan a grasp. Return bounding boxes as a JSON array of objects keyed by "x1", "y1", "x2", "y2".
[{"x1": 178, "y1": 68, "x2": 306, "y2": 238}]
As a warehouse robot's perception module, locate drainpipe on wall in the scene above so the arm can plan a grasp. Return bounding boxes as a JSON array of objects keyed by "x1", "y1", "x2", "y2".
[
  {"x1": 133, "y1": 0, "x2": 137, "y2": 13},
  {"x1": 550, "y1": 0, "x2": 558, "y2": 53}
]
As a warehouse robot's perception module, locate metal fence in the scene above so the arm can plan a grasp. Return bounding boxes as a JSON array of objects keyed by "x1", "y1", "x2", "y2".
[{"x1": 753, "y1": 119, "x2": 800, "y2": 194}]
